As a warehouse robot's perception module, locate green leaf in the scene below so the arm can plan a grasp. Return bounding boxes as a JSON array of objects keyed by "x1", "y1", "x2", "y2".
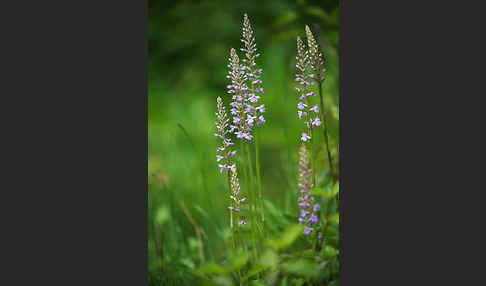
[
  {"x1": 328, "y1": 280, "x2": 339, "y2": 286},
  {"x1": 179, "y1": 257, "x2": 195, "y2": 269},
  {"x1": 230, "y1": 251, "x2": 249, "y2": 270},
  {"x1": 273, "y1": 11, "x2": 298, "y2": 27},
  {"x1": 323, "y1": 245, "x2": 339, "y2": 257},
  {"x1": 333, "y1": 182, "x2": 339, "y2": 196},
  {"x1": 199, "y1": 263, "x2": 229, "y2": 275},
  {"x1": 330, "y1": 213, "x2": 339, "y2": 224},
  {"x1": 188, "y1": 237, "x2": 198, "y2": 251},
  {"x1": 310, "y1": 187, "x2": 337, "y2": 199},
  {"x1": 154, "y1": 206, "x2": 170, "y2": 226},
  {"x1": 305, "y1": 6, "x2": 330, "y2": 21},
  {"x1": 282, "y1": 259, "x2": 319, "y2": 279},
  {"x1": 242, "y1": 265, "x2": 268, "y2": 282},
  {"x1": 267, "y1": 224, "x2": 304, "y2": 250},
  {"x1": 211, "y1": 276, "x2": 233, "y2": 286},
  {"x1": 259, "y1": 250, "x2": 279, "y2": 267},
  {"x1": 249, "y1": 279, "x2": 266, "y2": 286},
  {"x1": 291, "y1": 278, "x2": 305, "y2": 286}
]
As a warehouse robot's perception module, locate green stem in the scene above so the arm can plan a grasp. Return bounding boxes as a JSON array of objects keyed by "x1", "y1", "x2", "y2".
[
  {"x1": 255, "y1": 128, "x2": 265, "y2": 237},
  {"x1": 318, "y1": 195, "x2": 336, "y2": 250},
  {"x1": 246, "y1": 143, "x2": 259, "y2": 260},
  {"x1": 317, "y1": 82, "x2": 335, "y2": 181},
  {"x1": 227, "y1": 173, "x2": 236, "y2": 250}
]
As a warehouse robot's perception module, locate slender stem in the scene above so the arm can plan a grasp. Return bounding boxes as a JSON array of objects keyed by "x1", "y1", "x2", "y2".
[
  {"x1": 318, "y1": 195, "x2": 336, "y2": 250},
  {"x1": 248, "y1": 57, "x2": 265, "y2": 238},
  {"x1": 227, "y1": 173, "x2": 236, "y2": 250},
  {"x1": 317, "y1": 82, "x2": 335, "y2": 181},
  {"x1": 228, "y1": 190, "x2": 242, "y2": 284},
  {"x1": 179, "y1": 201, "x2": 205, "y2": 264},
  {"x1": 236, "y1": 211, "x2": 245, "y2": 250},
  {"x1": 309, "y1": 130, "x2": 316, "y2": 187},
  {"x1": 246, "y1": 143, "x2": 259, "y2": 259},
  {"x1": 240, "y1": 143, "x2": 251, "y2": 244},
  {"x1": 255, "y1": 128, "x2": 265, "y2": 237}
]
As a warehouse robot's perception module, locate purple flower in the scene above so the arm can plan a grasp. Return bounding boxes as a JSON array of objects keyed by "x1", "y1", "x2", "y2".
[
  {"x1": 299, "y1": 201, "x2": 311, "y2": 208},
  {"x1": 297, "y1": 144, "x2": 320, "y2": 236},
  {"x1": 247, "y1": 115, "x2": 256, "y2": 125},
  {"x1": 233, "y1": 117, "x2": 243, "y2": 125},
  {"x1": 312, "y1": 117, "x2": 321, "y2": 127},
  {"x1": 224, "y1": 139, "x2": 234, "y2": 147},
  {"x1": 240, "y1": 220, "x2": 246, "y2": 225},
  {"x1": 243, "y1": 133, "x2": 253, "y2": 141},
  {"x1": 301, "y1": 133, "x2": 311, "y2": 142},
  {"x1": 308, "y1": 213, "x2": 319, "y2": 224},
  {"x1": 248, "y1": 94, "x2": 260, "y2": 103},
  {"x1": 216, "y1": 155, "x2": 223, "y2": 162},
  {"x1": 318, "y1": 232, "x2": 322, "y2": 240},
  {"x1": 301, "y1": 210, "x2": 309, "y2": 217},
  {"x1": 303, "y1": 227, "x2": 314, "y2": 235},
  {"x1": 256, "y1": 115, "x2": 265, "y2": 126},
  {"x1": 218, "y1": 164, "x2": 227, "y2": 173},
  {"x1": 245, "y1": 105, "x2": 254, "y2": 114},
  {"x1": 297, "y1": 102, "x2": 307, "y2": 110},
  {"x1": 256, "y1": 104, "x2": 265, "y2": 113},
  {"x1": 298, "y1": 111, "x2": 303, "y2": 119},
  {"x1": 309, "y1": 105, "x2": 319, "y2": 113},
  {"x1": 235, "y1": 131, "x2": 245, "y2": 139}
]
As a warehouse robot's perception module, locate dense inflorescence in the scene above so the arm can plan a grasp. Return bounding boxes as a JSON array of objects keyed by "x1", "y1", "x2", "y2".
[
  {"x1": 305, "y1": 25, "x2": 326, "y2": 83},
  {"x1": 297, "y1": 144, "x2": 321, "y2": 236},
  {"x1": 240, "y1": 13, "x2": 265, "y2": 131},
  {"x1": 295, "y1": 36, "x2": 321, "y2": 142},
  {"x1": 229, "y1": 167, "x2": 247, "y2": 225},
  {"x1": 227, "y1": 48, "x2": 254, "y2": 141},
  {"x1": 215, "y1": 97, "x2": 237, "y2": 173}
]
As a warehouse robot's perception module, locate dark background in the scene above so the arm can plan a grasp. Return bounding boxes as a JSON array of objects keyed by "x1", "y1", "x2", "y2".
[{"x1": 1, "y1": 0, "x2": 483, "y2": 285}]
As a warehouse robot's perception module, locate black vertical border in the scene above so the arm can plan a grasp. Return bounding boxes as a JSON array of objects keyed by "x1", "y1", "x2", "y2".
[{"x1": 1, "y1": 0, "x2": 148, "y2": 284}]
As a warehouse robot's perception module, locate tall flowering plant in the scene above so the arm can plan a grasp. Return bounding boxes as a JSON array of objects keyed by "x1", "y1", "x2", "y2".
[
  {"x1": 218, "y1": 14, "x2": 268, "y2": 260},
  {"x1": 294, "y1": 26, "x2": 338, "y2": 250},
  {"x1": 305, "y1": 25, "x2": 335, "y2": 180},
  {"x1": 240, "y1": 13, "x2": 266, "y2": 236}
]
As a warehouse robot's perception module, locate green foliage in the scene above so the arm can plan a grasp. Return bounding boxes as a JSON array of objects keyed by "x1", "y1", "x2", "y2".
[{"x1": 267, "y1": 224, "x2": 305, "y2": 251}]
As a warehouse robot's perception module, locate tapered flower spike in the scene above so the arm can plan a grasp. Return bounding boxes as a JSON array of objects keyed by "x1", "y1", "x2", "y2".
[
  {"x1": 296, "y1": 36, "x2": 321, "y2": 142},
  {"x1": 215, "y1": 97, "x2": 236, "y2": 173},
  {"x1": 227, "y1": 48, "x2": 253, "y2": 141},
  {"x1": 305, "y1": 25, "x2": 326, "y2": 82},
  {"x1": 229, "y1": 167, "x2": 246, "y2": 225},
  {"x1": 240, "y1": 13, "x2": 265, "y2": 134},
  {"x1": 297, "y1": 144, "x2": 320, "y2": 235}
]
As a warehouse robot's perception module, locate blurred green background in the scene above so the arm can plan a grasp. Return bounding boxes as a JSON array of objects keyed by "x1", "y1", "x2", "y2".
[{"x1": 148, "y1": 0, "x2": 339, "y2": 284}]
